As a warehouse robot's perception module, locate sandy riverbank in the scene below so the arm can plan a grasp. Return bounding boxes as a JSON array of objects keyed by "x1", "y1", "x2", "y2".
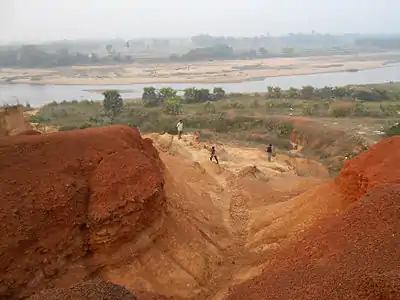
[{"x1": 0, "y1": 53, "x2": 398, "y2": 85}]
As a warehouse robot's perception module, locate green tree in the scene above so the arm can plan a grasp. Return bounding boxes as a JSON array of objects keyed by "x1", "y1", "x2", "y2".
[
  {"x1": 158, "y1": 88, "x2": 177, "y2": 103},
  {"x1": 103, "y1": 90, "x2": 123, "y2": 120},
  {"x1": 332, "y1": 86, "x2": 348, "y2": 98},
  {"x1": 267, "y1": 86, "x2": 274, "y2": 98},
  {"x1": 163, "y1": 96, "x2": 182, "y2": 115},
  {"x1": 213, "y1": 87, "x2": 226, "y2": 100},
  {"x1": 142, "y1": 86, "x2": 159, "y2": 107},
  {"x1": 273, "y1": 87, "x2": 282, "y2": 99},
  {"x1": 288, "y1": 87, "x2": 299, "y2": 98},
  {"x1": 183, "y1": 87, "x2": 197, "y2": 103},
  {"x1": 317, "y1": 86, "x2": 333, "y2": 99},
  {"x1": 301, "y1": 85, "x2": 315, "y2": 99},
  {"x1": 196, "y1": 88, "x2": 211, "y2": 102}
]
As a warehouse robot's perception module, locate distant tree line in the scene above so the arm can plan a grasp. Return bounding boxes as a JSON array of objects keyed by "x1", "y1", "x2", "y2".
[
  {"x1": 3, "y1": 33, "x2": 400, "y2": 68},
  {"x1": 355, "y1": 37, "x2": 400, "y2": 50},
  {"x1": 142, "y1": 86, "x2": 226, "y2": 115},
  {"x1": 265, "y1": 85, "x2": 396, "y2": 101},
  {"x1": 191, "y1": 33, "x2": 359, "y2": 49},
  {"x1": 170, "y1": 44, "x2": 271, "y2": 62},
  {"x1": 100, "y1": 84, "x2": 398, "y2": 121},
  {"x1": 0, "y1": 45, "x2": 134, "y2": 68}
]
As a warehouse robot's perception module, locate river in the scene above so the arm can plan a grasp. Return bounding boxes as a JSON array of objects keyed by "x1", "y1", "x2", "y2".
[{"x1": 1, "y1": 64, "x2": 400, "y2": 106}]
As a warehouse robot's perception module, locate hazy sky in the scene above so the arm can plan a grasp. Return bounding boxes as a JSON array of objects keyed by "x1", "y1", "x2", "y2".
[{"x1": 0, "y1": 0, "x2": 399, "y2": 43}]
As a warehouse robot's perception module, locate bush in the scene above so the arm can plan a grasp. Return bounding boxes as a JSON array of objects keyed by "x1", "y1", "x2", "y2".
[
  {"x1": 329, "y1": 102, "x2": 355, "y2": 117},
  {"x1": 204, "y1": 101, "x2": 216, "y2": 114},
  {"x1": 277, "y1": 122, "x2": 294, "y2": 137},
  {"x1": 29, "y1": 115, "x2": 48, "y2": 123},
  {"x1": 385, "y1": 123, "x2": 400, "y2": 137},
  {"x1": 79, "y1": 122, "x2": 92, "y2": 129},
  {"x1": 228, "y1": 101, "x2": 244, "y2": 109},
  {"x1": 163, "y1": 96, "x2": 182, "y2": 115},
  {"x1": 250, "y1": 99, "x2": 260, "y2": 108}
]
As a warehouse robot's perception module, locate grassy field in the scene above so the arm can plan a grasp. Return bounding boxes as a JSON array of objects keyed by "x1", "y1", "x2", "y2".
[{"x1": 30, "y1": 83, "x2": 400, "y2": 176}]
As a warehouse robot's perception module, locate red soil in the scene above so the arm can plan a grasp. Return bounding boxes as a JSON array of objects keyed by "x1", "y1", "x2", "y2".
[
  {"x1": 1, "y1": 125, "x2": 399, "y2": 300},
  {"x1": 227, "y1": 136, "x2": 400, "y2": 300},
  {"x1": 227, "y1": 183, "x2": 400, "y2": 300},
  {"x1": 17, "y1": 130, "x2": 42, "y2": 136},
  {"x1": 335, "y1": 136, "x2": 400, "y2": 202},
  {"x1": 0, "y1": 126, "x2": 165, "y2": 299},
  {"x1": 28, "y1": 280, "x2": 171, "y2": 300},
  {"x1": 28, "y1": 280, "x2": 137, "y2": 300}
]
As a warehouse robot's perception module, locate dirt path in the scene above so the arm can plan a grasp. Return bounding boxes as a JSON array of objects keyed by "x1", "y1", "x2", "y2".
[{"x1": 142, "y1": 133, "x2": 330, "y2": 299}]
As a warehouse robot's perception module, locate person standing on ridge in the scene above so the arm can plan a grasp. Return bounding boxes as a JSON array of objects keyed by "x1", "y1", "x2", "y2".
[
  {"x1": 176, "y1": 120, "x2": 184, "y2": 140},
  {"x1": 210, "y1": 146, "x2": 219, "y2": 164},
  {"x1": 266, "y1": 144, "x2": 273, "y2": 162}
]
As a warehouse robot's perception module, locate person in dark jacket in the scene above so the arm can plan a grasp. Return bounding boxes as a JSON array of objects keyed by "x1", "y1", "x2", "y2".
[
  {"x1": 210, "y1": 146, "x2": 219, "y2": 164},
  {"x1": 266, "y1": 144, "x2": 273, "y2": 162}
]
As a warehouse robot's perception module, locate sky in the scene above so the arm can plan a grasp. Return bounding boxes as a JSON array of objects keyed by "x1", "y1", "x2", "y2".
[{"x1": 0, "y1": 0, "x2": 399, "y2": 43}]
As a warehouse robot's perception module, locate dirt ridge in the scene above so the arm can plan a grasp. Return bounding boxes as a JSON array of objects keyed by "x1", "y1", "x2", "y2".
[{"x1": 0, "y1": 126, "x2": 165, "y2": 299}]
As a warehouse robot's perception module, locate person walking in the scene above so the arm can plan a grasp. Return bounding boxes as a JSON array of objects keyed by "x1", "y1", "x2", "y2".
[
  {"x1": 210, "y1": 146, "x2": 219, "y2": 164},
  {"x1": 176, "y1": 120, "x2": 184, "y2": 140},
  {"x1": 266, "y1": 144, "x2": 273, "y2": 162}
]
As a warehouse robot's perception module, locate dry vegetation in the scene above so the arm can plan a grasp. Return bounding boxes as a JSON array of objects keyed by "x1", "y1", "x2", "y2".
[{"x1": 29, "y1": 83, "x2": 400, "y2": 176}]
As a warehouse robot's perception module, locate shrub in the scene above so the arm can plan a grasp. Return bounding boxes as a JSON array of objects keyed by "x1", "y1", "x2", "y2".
[
  {"x1": 204, "y1": 101, "x2": 216, "y2": 114},
  {"x1": 79, "y1": 122, "x2": 92, "y2": 129},
  {"x1": 329, "y1": 102, "x2": 355, "y2": 117},
  {"x1": 385, "y1": 123, "x2": 400, "y2": 137},
  {"x1": 277, "y1": 122, "x2": 294, "y2": 137},
  {"x1": 163, "y1": 96, "x2": 182, "y2": 115},
  {"x1": 250, "y1": 99, "x2": 260, "y2": 108},
  {"x1": 29, "y1": 115, "x2": 48, "y2": 123},
  {"x1": 229, "y1": 101, "x2": 244, "y2": 109}
]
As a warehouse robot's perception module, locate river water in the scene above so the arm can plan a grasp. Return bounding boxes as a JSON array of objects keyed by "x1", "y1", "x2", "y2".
[{"x1": 1, "y1": 64, "x2": 400, "y2": 106}]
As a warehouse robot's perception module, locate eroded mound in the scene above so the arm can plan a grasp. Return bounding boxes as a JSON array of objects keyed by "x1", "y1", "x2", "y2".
[
  {"x1": 227, "y1": 137, "x2": 400, "y2": 300},
  {"x1": 0, "y1": 126, "x2": 165, "y2": 299},
  {"x1": 228, "y1": 184, "x2": 400, "y2": 299},
  {"x1": 238, "y1": 165, "x2": 263, "y2": 179},
  {"x1": 335, "y1": 136, "x2": 400, "y2": 201}
]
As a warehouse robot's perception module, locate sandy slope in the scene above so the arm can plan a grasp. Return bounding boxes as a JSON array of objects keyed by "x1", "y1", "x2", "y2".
[{"x1": 102, "y1": 133, "x2": 331, "y2": 299}]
